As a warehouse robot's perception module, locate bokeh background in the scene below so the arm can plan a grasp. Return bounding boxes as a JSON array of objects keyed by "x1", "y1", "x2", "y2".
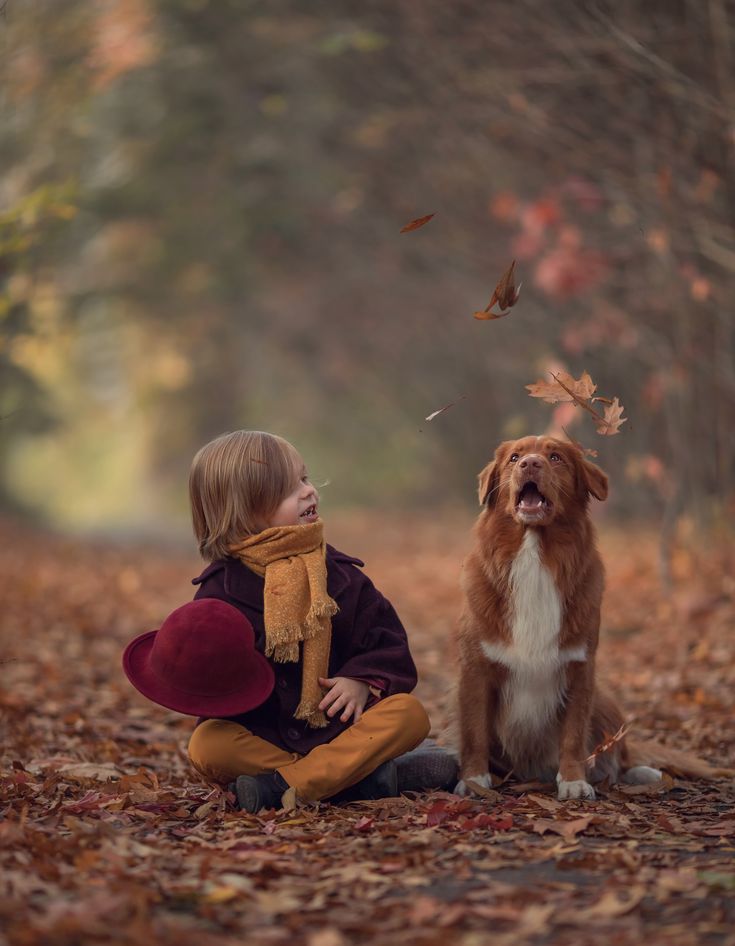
[{"x1": 2, "y1": 0, "x2": 733, "y2": 539}]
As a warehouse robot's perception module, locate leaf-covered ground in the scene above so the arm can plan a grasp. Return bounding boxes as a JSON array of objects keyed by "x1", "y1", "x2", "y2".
[{"x1": 1, "y1": 513, "x2": 734, "y2": 946}]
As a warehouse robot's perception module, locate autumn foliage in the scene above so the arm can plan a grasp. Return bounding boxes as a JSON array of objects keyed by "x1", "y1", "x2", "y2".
[{"x1": 2, "y1": 516, "x2": 734, "y2": 945}]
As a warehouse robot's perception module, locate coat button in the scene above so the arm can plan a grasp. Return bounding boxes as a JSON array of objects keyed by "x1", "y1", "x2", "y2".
[
  {"x1": 286, "y1": 727, "x2": 301, "y2": 741},
  {"x1": 278, "y1": 678, "x2": 288, "y2": 689}
]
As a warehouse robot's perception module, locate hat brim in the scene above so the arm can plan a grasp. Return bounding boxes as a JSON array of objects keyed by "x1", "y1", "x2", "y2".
[{"x1": 122, "y1": 630, "x2": 275, "y2": 717}]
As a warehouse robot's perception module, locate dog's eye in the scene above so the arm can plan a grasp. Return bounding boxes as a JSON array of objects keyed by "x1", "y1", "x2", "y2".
[
  {"x1": 550, "y1": 453, "x2": 561, "y2": 462},
  {"x1": 510, "y1": 453, "x2": 519, "y2": 463}
]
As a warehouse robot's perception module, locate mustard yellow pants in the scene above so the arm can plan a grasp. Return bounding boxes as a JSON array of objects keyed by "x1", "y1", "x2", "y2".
[{"x1": 188, "y1": 693, "x2": 430, "y2": 802}]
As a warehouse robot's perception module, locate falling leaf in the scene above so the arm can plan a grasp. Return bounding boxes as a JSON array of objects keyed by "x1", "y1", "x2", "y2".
[
  {"x1": 526, "y1": 370, "x2": 597, "y2": 405},
  {"x1": 474, "y1": 260, "x2": 521, "y2": 319},
  {"x1": 595, "y1": 397, "x2": 627, "y2": 436},
  {"x1": 425, "y1": 395, "x2": 468, "y2": 422},
  {"x1": 400, "y1": 213, "x2": 435, "y2": 233},
  {"x1": 528, "y1": 370, "x2": 628, "y2": 438}
]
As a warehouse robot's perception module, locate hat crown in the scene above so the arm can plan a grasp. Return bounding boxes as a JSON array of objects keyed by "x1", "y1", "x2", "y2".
[{"x1": 150, "y1": 599, "x2": 258, "y2": 697}]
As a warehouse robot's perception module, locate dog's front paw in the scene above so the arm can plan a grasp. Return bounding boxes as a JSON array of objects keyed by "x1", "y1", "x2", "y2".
[
  {"x1": 455, "y1": 772, "x2": 494, "y2": 796},
  {"x1": 556, "y1": 774, "x2": 596, "y2": 800}
]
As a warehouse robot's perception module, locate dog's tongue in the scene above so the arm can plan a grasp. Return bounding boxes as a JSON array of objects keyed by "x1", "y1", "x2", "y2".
[{"x1": 520, "y1": 483, "x2": 544, "y2": 508}]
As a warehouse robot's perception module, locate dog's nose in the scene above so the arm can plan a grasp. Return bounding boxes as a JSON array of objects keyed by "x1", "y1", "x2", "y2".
[{"x1": 519, "y1": 454, "x2": 544, "y2": 471}]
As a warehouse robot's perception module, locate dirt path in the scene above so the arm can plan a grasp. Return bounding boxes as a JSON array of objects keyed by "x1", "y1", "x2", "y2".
[{"x1": 1, "y1": 515, "x2": 733, "y2": 946}]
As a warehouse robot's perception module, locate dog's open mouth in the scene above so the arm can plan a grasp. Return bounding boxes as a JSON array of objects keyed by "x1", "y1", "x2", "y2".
[{"x1": 516, "y1": 481, "x2": 550, "y2": 513}]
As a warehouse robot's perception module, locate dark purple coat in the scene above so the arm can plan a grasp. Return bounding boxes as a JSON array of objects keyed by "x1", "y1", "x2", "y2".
[{"x1": 191, "y1": 545, "x2": 418, "y2": 754}]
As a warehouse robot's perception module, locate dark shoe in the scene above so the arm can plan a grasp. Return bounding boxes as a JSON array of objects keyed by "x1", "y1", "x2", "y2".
[
  {"x1": 331, "y1": 760, "x2": 399, "y2": 803},
  {"x1": 230, "y1": 771, "x2": 290, "y2": 813},
  {"x1": 395, "y1": 742, "x2": 459, "y2": 793}
]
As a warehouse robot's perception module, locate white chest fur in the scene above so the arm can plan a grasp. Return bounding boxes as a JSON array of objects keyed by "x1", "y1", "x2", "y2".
[{"x1": 480, "y1": 530, "x2": 585, "y2": 775}]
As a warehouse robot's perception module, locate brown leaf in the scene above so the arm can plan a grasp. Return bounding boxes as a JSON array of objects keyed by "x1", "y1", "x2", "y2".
[
  {"x1": 400, "y1": 213, "x2": 435, "y2": 233},
  {"x1": 526, "y1": 793, "x2": 562, "y2": 812},
  {"x1": 474, "y1": 260, "x2": 521, "y2": 319},
  {"x1": 532, "y1": 815, "x2": 595, "y2": 840},
  {"x1": 464, "y1": 778, "x2": 500, "y2": 802},
  {"x1": 595, "y1": 396, "x2": 627, "y2": 436},
  {"x1": 526, "y1": 370, "x2": 597, "y2": 405}
]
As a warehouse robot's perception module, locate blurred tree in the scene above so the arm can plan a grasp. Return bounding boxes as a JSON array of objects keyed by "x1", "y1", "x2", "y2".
[{"x1": 1, "y1": 0, "x2": 733, "y2": 529}]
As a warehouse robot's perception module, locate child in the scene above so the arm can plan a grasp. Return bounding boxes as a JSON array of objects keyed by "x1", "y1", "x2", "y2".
[{"x1": 186, "y1": 429, "x2": 456, "y2": 812}]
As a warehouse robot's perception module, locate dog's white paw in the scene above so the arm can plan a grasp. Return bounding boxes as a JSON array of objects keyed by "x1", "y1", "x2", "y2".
[
  {"x1": 622, "y1": 765, "x2": 662, "y2": 785},
  {"x1": 556, "y1": 774, "x2": 596, "y2": 800},
  {"x1": 455, "y1": 772, "x2": 493, "y2": 796}
]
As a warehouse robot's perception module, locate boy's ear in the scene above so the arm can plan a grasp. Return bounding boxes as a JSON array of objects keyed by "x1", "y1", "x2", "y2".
[
  {"x1": 477, "y1": 460, "x2": 499, "y2": 507},
  {"x1": 580, "y1": 457, "x2": 609, "y2": 501}
]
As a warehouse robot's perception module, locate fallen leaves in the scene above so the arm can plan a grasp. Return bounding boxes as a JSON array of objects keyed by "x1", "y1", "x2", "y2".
[
  {"x1": 1, "y1": 518, "x2": 734, "y2": 946},
  {"x1": 527, "y1": 369, "x2": 628, "y2": 436}
]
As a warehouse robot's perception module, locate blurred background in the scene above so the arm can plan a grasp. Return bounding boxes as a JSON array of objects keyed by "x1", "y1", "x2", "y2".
[{"x1": 1, "y1": 0, "x2": 733, "y2": 540}]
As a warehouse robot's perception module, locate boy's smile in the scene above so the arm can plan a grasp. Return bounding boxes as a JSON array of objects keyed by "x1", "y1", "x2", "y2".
[
  {"x1": 299, "y1": 502, "x2": 319, "y2": 523},
  {"x1": 268, "y1": 468, "x2": 320, "y2": 528}
]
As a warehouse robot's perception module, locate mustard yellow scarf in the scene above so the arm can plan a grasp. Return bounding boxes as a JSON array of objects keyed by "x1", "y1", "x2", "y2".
[{"x1": 228, "y1": 521, "x2": 338, "y2": 728}]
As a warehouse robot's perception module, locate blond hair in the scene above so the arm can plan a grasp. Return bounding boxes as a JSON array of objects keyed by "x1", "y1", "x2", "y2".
[{"x1": 190, "y1": 430, "x2": 303, "y2": 560}]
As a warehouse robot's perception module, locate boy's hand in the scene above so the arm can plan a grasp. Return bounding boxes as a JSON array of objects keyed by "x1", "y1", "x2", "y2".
[{"x1": 318, "y1": 676, "x2": 370, "y2": 723}]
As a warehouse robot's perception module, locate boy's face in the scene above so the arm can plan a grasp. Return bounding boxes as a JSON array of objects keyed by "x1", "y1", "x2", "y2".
[{"x1": 267, "y1": 467, "x2": 319, "y2": 528}]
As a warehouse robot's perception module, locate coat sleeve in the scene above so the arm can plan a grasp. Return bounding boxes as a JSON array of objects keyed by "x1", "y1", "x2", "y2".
[{"x1": 335, "y1": 570, "x2": 418, "y2": 696}]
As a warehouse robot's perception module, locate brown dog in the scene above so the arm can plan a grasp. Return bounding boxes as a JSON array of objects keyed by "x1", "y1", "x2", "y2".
[{"x1": 454, "y1": 436, "x2": 729, "y2": 801}]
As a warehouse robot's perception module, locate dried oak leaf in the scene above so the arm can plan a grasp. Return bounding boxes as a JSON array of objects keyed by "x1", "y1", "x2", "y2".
[
  {"x1": 595, "y1": 396, "x2": 627, "y2": 436},
  {"x1": 526, "y1": 370, "x2": 597, "y2": 405},
  {"x1": 400, "y1": 213, "x2": 435, "y2": 233},
  {"x1": 474, "y1": 260, "x2": 522, "y2": 320}
]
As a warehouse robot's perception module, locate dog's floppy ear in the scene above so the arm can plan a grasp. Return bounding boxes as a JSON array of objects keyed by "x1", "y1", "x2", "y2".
[
  {"x1": 478, "y1": 460, "x2": 497, "y2": 506},
  {"x1": 478, "y1": 458, "x2": 500, "y2": 506},
  {"x1": 580, "y1": 457, "x2": 608, "y2": 501}
]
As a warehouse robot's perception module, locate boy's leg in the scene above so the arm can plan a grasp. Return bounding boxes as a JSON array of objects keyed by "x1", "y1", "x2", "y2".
[
  {"x1": 276, "y1": 693, "x2": 430, "y2": 802},
  {"x1": 188, "y1": 719, "x2": 300, "y2": 783}
]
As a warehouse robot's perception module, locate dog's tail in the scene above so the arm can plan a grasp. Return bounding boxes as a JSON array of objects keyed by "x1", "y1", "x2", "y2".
[{"x1": 627, "y1": 738, "x2": 734, "y2": 779}]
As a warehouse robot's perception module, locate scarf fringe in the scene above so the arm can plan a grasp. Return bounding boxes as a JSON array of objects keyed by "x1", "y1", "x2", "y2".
[
  {"x1": 294, "y1": 700, "x2": 328, "y2": 728},
  {"x1": 304, "y1": 601, "x2": 339, "y2": 639}
]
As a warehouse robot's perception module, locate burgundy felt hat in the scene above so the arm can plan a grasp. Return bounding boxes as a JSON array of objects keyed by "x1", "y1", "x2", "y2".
[{"x1": 122, "y1": 598, "x2": 274, "y2": 716}]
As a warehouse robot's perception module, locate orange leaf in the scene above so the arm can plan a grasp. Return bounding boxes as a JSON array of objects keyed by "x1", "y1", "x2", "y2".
[
  {"x1": 400, "y1": 213, "x2": 435, "y2": 233},
  {"x1": 595, "y1": 397, "x2": 627, "y2": 436},
  {"x1": 476, "y1": 260, "x2": 521, "y2": 319},
  {"x1": 526, "y1": 370, "x2": 596, "y2": 405}
]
